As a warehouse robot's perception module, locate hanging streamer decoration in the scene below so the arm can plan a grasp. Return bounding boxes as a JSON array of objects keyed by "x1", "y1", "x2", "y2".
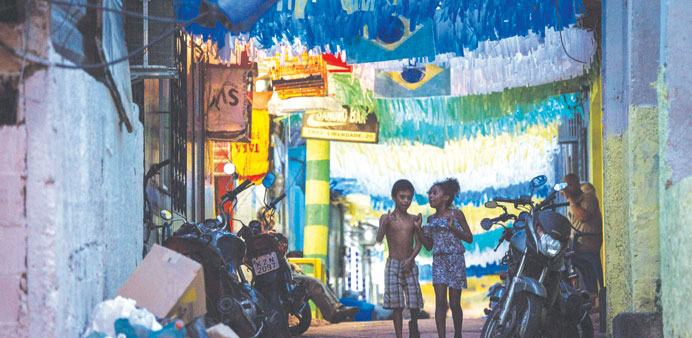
[
  {"x1": 331, "y1": 73, "x2": 586, "y2": 147},
  {"x1": 433, "y1": 0, "x2": 584, "y2": 56},
  {"x1": 178, "y1": 0, "x2": 584, "y2": 57},
  {"x1": 330, "y1": 122, "x2": 564, "y2": 209},
  {"x1": 354, "y1": 26, "x2": 596, "y2": 97}
]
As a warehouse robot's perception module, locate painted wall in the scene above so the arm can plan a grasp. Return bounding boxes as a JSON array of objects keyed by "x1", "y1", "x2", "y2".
[
  {"x1": 0, "y1": 25, "x2": 143, "y2": 338},
  {"x1": 601, "y1": 0, "x2": 663, "y2": 335},
  {"x1": 601, "y1": 0, "x2": 692, "y2": 336},
  {"x1": 23, "y1": 56, "x2": 143, "y2": 338},
  {"x1": 587, "y1": 76, "x2": 605, "y2": 271},
  {"x1": 658, "y1": 1, "x2": 692, "y2": 336}
]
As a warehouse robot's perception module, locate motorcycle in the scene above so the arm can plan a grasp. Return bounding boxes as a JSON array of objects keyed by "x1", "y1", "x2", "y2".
[
  {"x1": 143, "y1": 159, "x2": 171, "y2": 257},
  {"x1": 162, "y1": 168, "x2": 288, "y2": 337},
  {"x1": 479, "y1": 175, "x2": 594, "y2": 338},
  {"x1": 236, "y1": 189, "x2": 312, "y2": 336}
]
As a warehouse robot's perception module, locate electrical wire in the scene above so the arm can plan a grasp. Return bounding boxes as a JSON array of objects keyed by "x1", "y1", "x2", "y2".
[
  {"x1": 45, "y1": 0, "x2": 188, "y2": 23},
  {"x1": 0, "y1": 12, "x2": 206, "y2": 70},
  {"x1": 554, "y1": 0, "x2": 589, "y2": 64}
]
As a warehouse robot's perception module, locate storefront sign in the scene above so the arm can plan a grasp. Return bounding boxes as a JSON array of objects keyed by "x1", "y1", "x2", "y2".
[
  {"x1": 212, "y1": 108, "x2": 270, "y2": 183},
  {"x1": 270, "y1": 54, "x2": 327, "y2": 99},
  {"x1": 205, "y1": 64, "x2": 252, "y2": 142},
  {"x1": 301, "y1": 105, "x2": 379, "y2": 143}
]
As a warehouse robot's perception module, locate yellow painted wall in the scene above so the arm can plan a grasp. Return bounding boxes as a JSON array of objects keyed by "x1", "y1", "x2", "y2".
[{"x1": 588, "y1": 76, "x2": 606, "y2": 278}]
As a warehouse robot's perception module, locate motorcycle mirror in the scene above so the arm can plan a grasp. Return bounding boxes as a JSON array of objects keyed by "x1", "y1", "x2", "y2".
[
  {"x1": 262, "y1": 172, "x2": 276, "y2": 188},
  {"x1": 481, "y1": 218, "x2": 494, "y2": 230},
  {"x1": 484, "y1": 201, "x2": 498, "y2": 209},
  {"x1": 553, "y1": 182, "x2": 568, "y2": 191},
  {"x1": 223, "y1": 162, "x2": 236, "y2": 175},
  {"x1": 160, "y1": 209, "x2": 173, "y2": 221},
  {"x1": 530, "y1": 175, "x2": 547, "y2": 188}
]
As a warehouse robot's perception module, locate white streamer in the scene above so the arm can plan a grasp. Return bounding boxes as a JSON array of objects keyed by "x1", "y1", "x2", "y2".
[{"x1": 353, "y1": 26, "x2": 596, "y2": 97}]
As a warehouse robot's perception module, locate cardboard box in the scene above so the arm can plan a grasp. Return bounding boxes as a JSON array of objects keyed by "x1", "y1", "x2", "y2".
[{"x1": 117, "y1": 244, "x2": 206, "y2": 323}]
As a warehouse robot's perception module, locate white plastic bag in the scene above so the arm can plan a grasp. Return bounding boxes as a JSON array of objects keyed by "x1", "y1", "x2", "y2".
[{"x1": 85, "y1": 296, "x2": 162, "y2": 338}]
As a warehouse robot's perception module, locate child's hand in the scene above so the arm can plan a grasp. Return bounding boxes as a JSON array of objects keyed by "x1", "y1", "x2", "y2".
[
  {"x1": 402, "y1": 257, "x2": 414, "y2": 271},
  {"x1": 447, "y1": 213, "x2": 455, "y2": 228},
  {"x1": 380, "y1": 210, "x2": 394, "y2": 228},
  {"x1": 414, "y1": 213, "x2": 423, "y2": 228}
]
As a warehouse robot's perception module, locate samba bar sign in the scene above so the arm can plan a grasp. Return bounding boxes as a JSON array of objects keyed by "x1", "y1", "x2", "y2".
[
  {"x1": 301, "y1": 105, "x2": 378, "y2": 143},
  {"x1": 205, "y1": 64, "x2": 252, "y2": 142}
]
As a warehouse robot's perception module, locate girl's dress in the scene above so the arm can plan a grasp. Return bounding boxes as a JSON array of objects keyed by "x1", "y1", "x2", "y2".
[{"x1": 422, "y1": 215, "x2": 468, "y2": 289}]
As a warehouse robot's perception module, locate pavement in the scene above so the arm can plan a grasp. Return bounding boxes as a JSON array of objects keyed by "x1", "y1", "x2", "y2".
[{"x1": 299, "y1": 314, "x2": 605, "y2": 338}]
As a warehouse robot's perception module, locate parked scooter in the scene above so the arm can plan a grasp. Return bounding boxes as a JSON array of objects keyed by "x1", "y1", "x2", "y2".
[
  {"x1": 162, "y1": 168, "x2": 288, "y2": 337},
  {"x1": 236, "y1": 190, "x2": 312, "y2": 336},
  {"x1": 479, "y1": 175, "x2": 594, "y2": 338}
]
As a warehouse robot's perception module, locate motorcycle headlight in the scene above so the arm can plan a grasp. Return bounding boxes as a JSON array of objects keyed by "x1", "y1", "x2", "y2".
[{"x1": 536, "y1": 226, "x2": 562, "y2": 257}]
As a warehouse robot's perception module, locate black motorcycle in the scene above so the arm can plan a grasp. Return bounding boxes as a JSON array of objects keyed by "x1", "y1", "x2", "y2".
[
  {"x1": 143, "y1": 159, "x2": 171, "y2": 257},
  {"x1": 480, "y1": 175, "x2": 594, "y2": 338},
  {"x1": 236, "y1": 192, "x2": 312, "y2": 336},
  {"x1": 162, "y1": 171, "x2": 287, "y2": 337}
]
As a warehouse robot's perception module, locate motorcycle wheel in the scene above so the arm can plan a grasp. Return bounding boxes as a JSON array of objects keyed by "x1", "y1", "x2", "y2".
[
  {"x1": 288, "y1": 304, "x2": 312, "y2": 336},
  {"x1": 480, "y1": 306, "x2": 501, "y2": 338},
  {"x1": 564, "y1": 314, "x2": 594, "y2": 338},
  {"x1": 480, "y1": 293, "x2": 542, "y2": 338}
]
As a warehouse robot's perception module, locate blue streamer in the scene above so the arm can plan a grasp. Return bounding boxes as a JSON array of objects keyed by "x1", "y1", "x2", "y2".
[{"x1": 175, "y1": 0, "x2": 583, "y2": 56}]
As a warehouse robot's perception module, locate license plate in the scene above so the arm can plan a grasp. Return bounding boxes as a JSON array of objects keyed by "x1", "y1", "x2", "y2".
[{"x1": 251, "y1": 252, "x2": 280, "y2": 275}]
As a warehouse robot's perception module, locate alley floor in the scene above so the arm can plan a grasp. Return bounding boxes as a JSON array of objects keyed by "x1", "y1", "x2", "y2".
[{"x1": 299, "y1": 314, "x2": 605, "y2": 337}]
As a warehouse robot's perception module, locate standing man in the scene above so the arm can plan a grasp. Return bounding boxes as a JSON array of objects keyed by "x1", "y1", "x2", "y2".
[{"x1": 562, "y1": 173, "x2": 603, "y2": 255}]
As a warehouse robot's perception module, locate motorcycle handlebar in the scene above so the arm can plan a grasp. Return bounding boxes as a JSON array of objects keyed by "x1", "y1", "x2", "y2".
[
  {"x1": 268, "y1": 192, "x2": 286, "y2": 210},
  {"x1": 493, "y1": 196, "x2": 532, "y2": 205},
  {"x1": 145, "y1": 159, "x2": 170, "y2": 180},
  {"x1": 490, "y1": 213, "x2": 515, "y2": 223},
  {"x1": 537, "y1": 190, "x2": 559, "y2": 210},
  {"x1": 220, "y1": 179, "x2": 254, "y2": 203},
  {"x1": 546, "y1": 201, "x2": 570, "y2": 209}
]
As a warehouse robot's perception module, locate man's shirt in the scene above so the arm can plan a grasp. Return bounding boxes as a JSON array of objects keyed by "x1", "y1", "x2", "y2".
[{"x1": 567, "y1": 184, "x2": 603, "y2": 254}]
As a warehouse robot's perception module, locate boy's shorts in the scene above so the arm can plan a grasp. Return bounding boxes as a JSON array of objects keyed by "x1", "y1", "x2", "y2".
[{"x1": 383, "y1": 257, "x2": 423, "y2": 309}]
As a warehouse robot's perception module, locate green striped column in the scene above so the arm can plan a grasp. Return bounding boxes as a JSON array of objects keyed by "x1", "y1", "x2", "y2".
[{"x1": 304, "y1": 139, "x2": 330, "y2": 269}]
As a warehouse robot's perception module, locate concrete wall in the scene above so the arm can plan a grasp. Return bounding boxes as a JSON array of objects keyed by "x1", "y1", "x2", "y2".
[
  {"x1": 0, "y1": 125, "x2": 29, "y2": 336},
  {"x1": 658, "y1": 1, "x2": 692, "y2": 336},
  {"x1": 0, "y1": 6, "x2": 143, "y2": 336},
  {"x1": 602, "y1": 0, "x2": 662, "y2": 335},
  {"x1": 602, "y1": 0, "x2": 692, "y2": 337}
]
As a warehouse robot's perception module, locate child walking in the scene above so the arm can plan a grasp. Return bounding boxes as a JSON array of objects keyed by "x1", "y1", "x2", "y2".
[
  {"x1": 416, "y1": 178, "x2": 473, "y2": 338},
  {"x1": 377, "y1": 179, "x2": 425, "y2": 338}
]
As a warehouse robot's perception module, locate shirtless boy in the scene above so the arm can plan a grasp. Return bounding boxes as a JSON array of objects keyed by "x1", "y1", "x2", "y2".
[{"x1": 377, "y1": 179, "x2": 424, "y2": 338}]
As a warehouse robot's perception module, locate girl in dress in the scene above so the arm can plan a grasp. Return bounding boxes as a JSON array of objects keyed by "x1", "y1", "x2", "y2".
[{"x1": 416, "y1": 178, "x2": 473, "y2": 338}]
